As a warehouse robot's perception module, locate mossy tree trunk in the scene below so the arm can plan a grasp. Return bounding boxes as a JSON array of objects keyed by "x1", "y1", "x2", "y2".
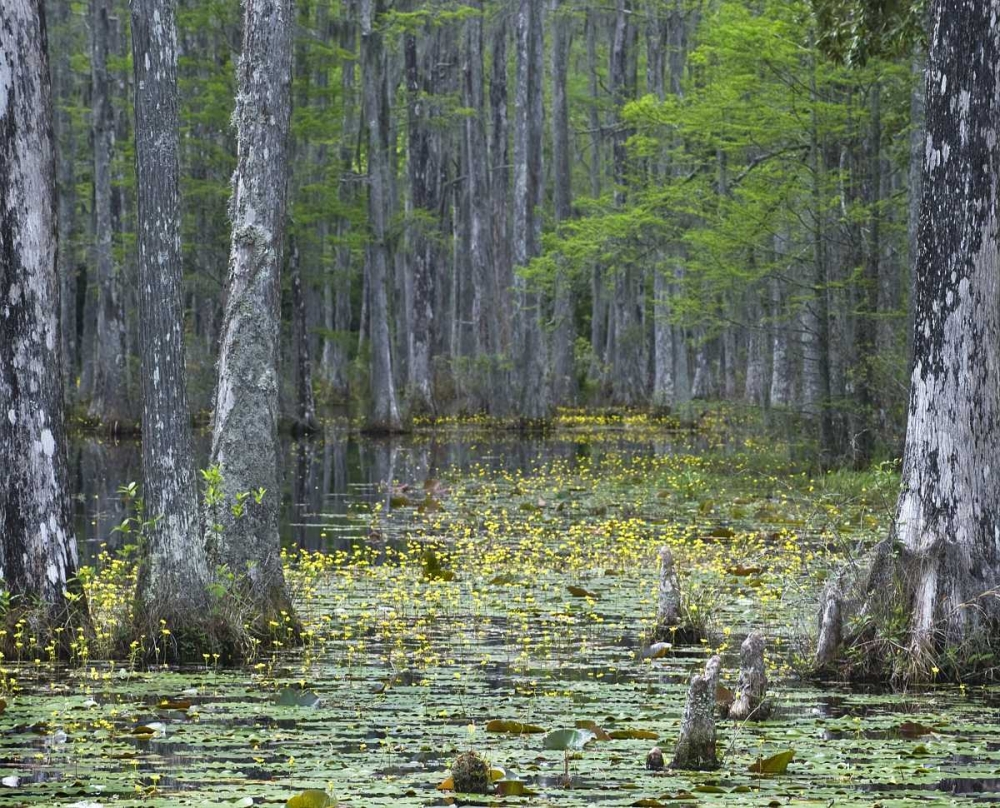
[{"x1": 209, "y1": 0, "x2": 297, "y2": 632}]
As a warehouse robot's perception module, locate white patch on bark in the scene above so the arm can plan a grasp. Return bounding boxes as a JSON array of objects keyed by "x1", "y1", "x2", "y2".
[{"x1": 40, "y1": 428, "x2": 55, "y2": 457}]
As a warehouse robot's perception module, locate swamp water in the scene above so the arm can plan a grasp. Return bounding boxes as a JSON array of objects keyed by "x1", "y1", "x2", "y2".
[{"x1": 5, "y1": 418, "x2": 1000, "y2": 806}]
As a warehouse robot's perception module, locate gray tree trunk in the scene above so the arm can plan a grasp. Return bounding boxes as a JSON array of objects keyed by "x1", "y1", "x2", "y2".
[
  {"x1": 868, "y1": 0, "x2": 1000, "y2": 670},
  {"x1": 131, "y1": 0, "x2": 213, "y2": 641},
  {"x1": 87, "y1": 0, "x2": 130, "y2": 424},
  {"x1": 48, "y1": 0, "x2": 80, "y2": 408},
  {"x1": 807, "y1": 44, "x2": 836, "y2": 463},
  {"x1": 769, "y1": 273, "x2": 791, "y2": 408},
  {"x1": 209, "y1": 0, "x2": 297, "y2": 625},
  {"x1": 652, "y1": 267, "x2": 675, "y2": 408},
  {"x1": 609, "y1": 0, "x2": 645, "y2": 406},
  {"x1": 853, "y1": 80, "x2": 882, "y2": 466},
  {"x1": 0, "y1": 0, "x2": 88, "y2": 634},
  {"x1": 906, "y1": 46, "x2": 926, "y2": 366},
  {"x1": 405, "y1": 26, "x2": 437, "y2": 414},
  {"x1": 512, "y1": 0, "x2": 549, "y2": 420},
  {"x1": 463, "y1": 4, "x2": 497, "y2": 366},
  {"x1": 489, "y1": 14, "x2": 512, "y2": 359},
  {"x1": 550, "y1": 0, "x2": 576, "y2": 406},
  {"x1": 291, "y1": 239, "x2": 319, "y2": 433},
  {"x1": 361, "y1": 0, "x2": 402, "y2": 432},
  {"x1": 744, "y1": 292, "x2": 767, "y2": 407},
  {"x1": 322, "y1": 0, "x2": 356, "y2": 400}
]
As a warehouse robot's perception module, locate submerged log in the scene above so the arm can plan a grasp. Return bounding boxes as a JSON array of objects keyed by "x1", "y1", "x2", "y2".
[
  {"x1": 670, "y1": 655, "x2": 721, "y2": 770},
  {"x1": 729, "y1": 631, "x2": 770, "y2": 721},
  {"x1": 655, "y1": 546, "x2": 681, "y2": 636}
]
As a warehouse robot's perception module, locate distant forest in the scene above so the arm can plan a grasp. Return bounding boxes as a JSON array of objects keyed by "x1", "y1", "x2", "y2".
[{"x1": 54, "y1": 0, "x2": 923, "y2": 462}]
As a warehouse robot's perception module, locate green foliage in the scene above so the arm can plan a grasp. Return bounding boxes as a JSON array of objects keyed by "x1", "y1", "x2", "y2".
[{"x1": 812, "y1": 0, "x2": 926, "y2": 65}]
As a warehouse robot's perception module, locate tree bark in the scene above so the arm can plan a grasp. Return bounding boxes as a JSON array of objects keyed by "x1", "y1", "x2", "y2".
[
  {"x1": 405, "y1": 25, "x2": 436, "y2": 414},
  {"x1": 463, "y1": 3, "x2": 497, "y2": 370},
  {"x1": 609, "y1": 0, "x2": 645, "y2": 406},
  {"x1": 729, "y1": 631, "x2": 770, "y2": 721},
  {"x1": 550, "y1": 0, "x2": 576, "y2": 406},
  {"x1": 361, "y1": 0, "x2": 402, "y2": 431},
  {"x1": 321, "y1": 0, "x2": 356, "y2": 401},
  {"x1": 824, "y1": 0, "x2": 1000, "y2": 679},
  {"x1": 131, "y1": 0, "x2": 214, "y2": 643},
  {"x1": 489, "y1": 13, "x2": 511, "y2": 359},
  {"x1": 512, "y1": 0, "x2": 549, "y2": 420},
  {"x1": 0, "y1": 0, "x2": 89, "y2": 635},
  {"x1": 87, "y1": 0, "x2": 130, "y2": 425},
  {"x1": 48, "y1": 0, "x2": 80, "y2": 408},
  {"x1": 291, "y1": 239, "x2": 319, "y2": 433},
  {"x1": 670, "y1": 655, "x2": 721, "y2": 770},
  {"x1": 882, "y1": 0, "x2": 1000, "y2": 666},
  {"x1": 209, "y1": 0, "x2": 297, "y2": 626}
]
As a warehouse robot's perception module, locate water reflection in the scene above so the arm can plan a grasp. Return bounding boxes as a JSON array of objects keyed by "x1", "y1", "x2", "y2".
[{"x1": 69, "y1": 426, "x2": 698, "y2": 561}]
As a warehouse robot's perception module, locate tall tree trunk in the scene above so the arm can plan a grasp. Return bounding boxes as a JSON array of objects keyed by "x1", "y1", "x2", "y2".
[
  {"x1": 512, "y1": 0, "x2": 549, "y2": 420},
  {"x1": 744, "y1": 295, "x2": 767, "y2": 407},
  {"x1": 405, "y1": 26, "x2": 436, "y2": 414},
  {"x1": 489, "y1": 13, "x2": 511, "y2": 358},
  {"x1": 361, "y1": 0, "x2": 402, "y2": 431},
  {"x1": 325, "y1": 0, "x2": 357, "y2": 401},
  {"x1": 609, "y1": 0, "x2": 645, "y2": 406},
  {"x1": 88, "y1": 0, "x2": 130, "y2": 424},
  {"x1": 586, "y1": 10, "x2": 607, "y2": 390},
  {"x1": 769, "y1": 269, "x2": 791, "y2": 407},
  {"x1": 906, "y1": 45, "x2": 926, "y2": 366},
  {"x1": 648, "y1": 3, "x2": 673, "y2": 411},
  {"x1": 806, "y1": 39, "x2": 836, "y2": 464},
  {"x1": 849, "y1": 79, "x2": 882, "y2": 467},
  {"x1": 48, "y1": 0, "x2": 80, "y2": 408},
  {"x1": 0, "y1": 0, "x2": 89, "y2": 635},
  {"x1": 291, "y1": 239, "x2": 319, "y2": 433},
  {"x1": 131, "y1": 0, "x2": 213, "y2": 644},
  {"x1": 209, "y1": 0, "x2": 296, "y2": 626},
  {"x1": 825, "y1": 0, "x2": 1000, "y2": 679},
  {"x1": 465, "y1": 2, "x2": 498, "y2": 372},
  {"x1": 550, "y1": 0, "x2": 575, "y2": 406},
  {"x1": 653, "y1": 266, "x2": 675, "y2": 408}
]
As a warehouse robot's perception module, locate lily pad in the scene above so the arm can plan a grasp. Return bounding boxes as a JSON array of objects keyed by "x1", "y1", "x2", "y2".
[
  {"x1": 749, "y1": 749, "x2": 794, "y2": 775},
  {"x1": 286, "y1": 790, "x2": 332, "y2": 808},
  {"x1": 487, "y1": 719, "x2": 546, "y2": 734},
  {"x1": 276, "y1": 688, "x2": 321, "y2": 708},
  {"x1": 609, "y1": 728, "x2": 658, "y2": 740},
  {"x1": 543, "y1": 728, "x2": 595, "y2": 750}
]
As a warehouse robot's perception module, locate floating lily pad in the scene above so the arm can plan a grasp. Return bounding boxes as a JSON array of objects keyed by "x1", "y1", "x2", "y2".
[
  {"x1": 285, "y1": 789, "x2": 331, "y2": 808},
  {"x1": 487, "y1": 719, "x2": 546, "y2": 734},
  {"x1": 276, "y1": 688, "x2": 321, "y2": 708},
  {"x1": 749, "y1": 749, "x2": 794, "y2": 774},
  {"x1": 608, "y1": 728, "x2": 658, "y2": 740}
]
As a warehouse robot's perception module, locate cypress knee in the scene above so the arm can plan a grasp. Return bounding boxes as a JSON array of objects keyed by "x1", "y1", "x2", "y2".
[{"x1": 670, "y1": 655, "x2": 721, "y2": 770}]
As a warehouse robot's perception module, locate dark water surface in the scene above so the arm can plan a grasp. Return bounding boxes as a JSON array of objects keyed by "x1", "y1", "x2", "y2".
[{"x1": 69, "y1": 426, "x2": 702, "y2": 558}]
